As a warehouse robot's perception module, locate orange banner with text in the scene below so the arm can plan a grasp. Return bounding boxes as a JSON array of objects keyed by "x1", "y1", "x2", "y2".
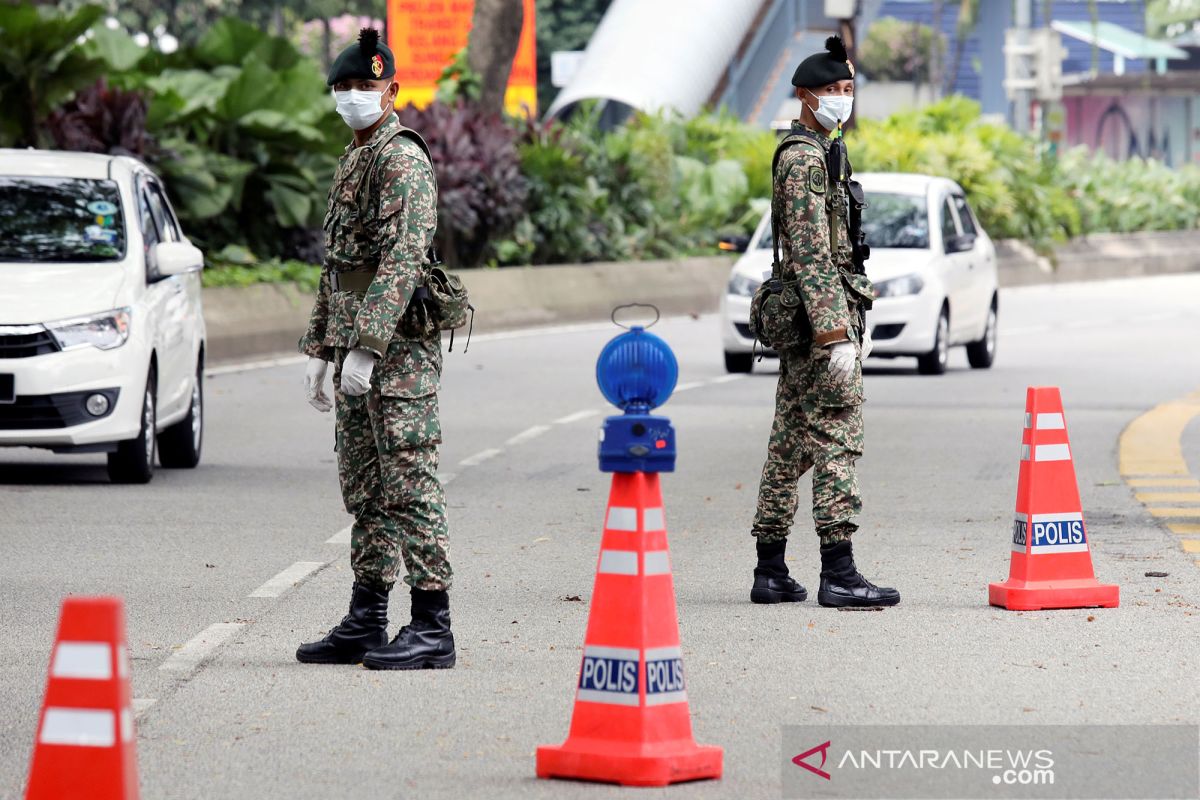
[{"x1": 387, "y1": 0, "x2": 537, "y2": 116}]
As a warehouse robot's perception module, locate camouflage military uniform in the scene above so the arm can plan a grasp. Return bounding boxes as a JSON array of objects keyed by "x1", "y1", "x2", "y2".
[
  {"x1": 299, "y1": 113, "x2": 451, "y2": 592},
  {"x1": 752, "y1": 122, "x2": 871, "y2": 547}
]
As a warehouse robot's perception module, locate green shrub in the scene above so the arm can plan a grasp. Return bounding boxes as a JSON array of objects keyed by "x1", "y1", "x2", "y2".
[{"x1": 858, "y1": 16, "x2": 946, "y2": 83}]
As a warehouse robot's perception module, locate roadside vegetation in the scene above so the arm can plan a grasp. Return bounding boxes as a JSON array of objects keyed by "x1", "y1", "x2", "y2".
[{"x1": 3, "y1": 4, "x2": 1198, "y2": 289}]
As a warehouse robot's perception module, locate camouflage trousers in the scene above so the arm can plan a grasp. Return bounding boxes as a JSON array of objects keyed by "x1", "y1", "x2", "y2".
[
  {"x1": 333, "y1": 339, "x2": 451, "y2": 592},
  {"x1": 752, "y1": 338, "x2": 864, "y2": 547}
]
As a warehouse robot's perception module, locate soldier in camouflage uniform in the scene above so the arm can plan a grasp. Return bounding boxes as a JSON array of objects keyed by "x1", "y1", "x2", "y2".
[
  {"x1": 749, "y1": 37, "x2": 900, "y2": 608},
  {"x1": 296, "y1": 29, "x2": 456, "y2": 669}
]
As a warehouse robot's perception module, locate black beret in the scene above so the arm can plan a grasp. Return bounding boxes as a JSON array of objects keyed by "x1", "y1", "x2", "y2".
[
  {"x1": 327, "y1": 28, "x2": 395, "y2": 86},
  {"x1": 791, "y1": 36, "x2": 855, "y2": 88}
]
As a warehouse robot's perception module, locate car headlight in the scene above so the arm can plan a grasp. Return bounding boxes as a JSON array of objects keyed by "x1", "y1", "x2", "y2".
[
  {"x1": 874, "y1": 274, "x2": 925, "y2": 298},
  {"x1": 47, "y1": 308, "x2": 131, "y2": 351},
  {"x1": 727, "y1": 274, "x2": 761, "y2": 297}
]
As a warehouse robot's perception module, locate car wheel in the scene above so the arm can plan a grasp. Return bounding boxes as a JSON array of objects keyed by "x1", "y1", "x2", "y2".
[
  {"x1": 966, "y1": 297, "x2": 998, "y2": 369},
  {"x1": 159, "y1": 354, "x2": 204, "y2": 468},
  {"x1": 107, "y1": 365, "x2": 157, "y2": 484},
  {"x1": 916, "y1": 306, "x2": 950, "y2": 375},
  {"x1": 724, "y1": 351, "x2": 753, "y2": 374}
]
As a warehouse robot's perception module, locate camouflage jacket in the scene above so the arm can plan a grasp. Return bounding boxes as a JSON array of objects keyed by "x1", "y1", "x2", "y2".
[
  {"x1": 774, "y1": 122, "x2": 870, "y2": 348},
  {"x1": 298, "y1": 113, "x2": 438, "y2": 361}
]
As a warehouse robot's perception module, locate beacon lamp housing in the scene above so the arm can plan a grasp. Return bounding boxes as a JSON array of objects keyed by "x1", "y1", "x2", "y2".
[{"x1": 595, "y1": 325, "x2": 679, "y2": 474}]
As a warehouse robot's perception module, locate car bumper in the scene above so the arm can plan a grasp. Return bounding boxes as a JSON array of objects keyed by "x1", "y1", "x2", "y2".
[{"x1": 0, "y1": 343, "x2": 147, "y2": 448}]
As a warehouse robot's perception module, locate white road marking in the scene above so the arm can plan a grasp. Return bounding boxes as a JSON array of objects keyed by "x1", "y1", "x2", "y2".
[
  {"x1": 674, "y1": 381, "x2": 703, "y2": 392},
  {"x1": 460, "y1": 448, "x2": 503, "y2": 467},
  {"x1": 249, "y1": 561, "x2": 325, "y2": 598},
  {"x1": 132, "y1": 698, "x2": 157, "y2": 718},
  {"x1": 709, "y1": 375, "x2": 745, "y2": 384},
  {"x1": 1002, "y1": 325, "x2": 1052, "y2": 335},
  {"x1": 326, "y1": 526, "x2": 352, "y2": 545},
  {"x1": 159, "y1": 623, "x2": 244, "y2": 675},
  {"x1": 205, "y1": 354, "x2": 307, "y2": 377},
  {"x1": 555, "y1": 409, "x2": 600, "y2": 425},
  {"x1": 439, "y1": 471, "x2": 456, "y2": 485},
  {"x1": 506, "y1": 425, "x2": 551, "y2": 446}
]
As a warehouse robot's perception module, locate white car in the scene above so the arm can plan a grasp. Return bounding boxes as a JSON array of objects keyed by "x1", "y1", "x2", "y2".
[
  {"x1": 0, "y1": 150, "x2": 207, "y2": 483},
  {"x1": 720, "y1": 173, "x2": 998, "y2": 375}
]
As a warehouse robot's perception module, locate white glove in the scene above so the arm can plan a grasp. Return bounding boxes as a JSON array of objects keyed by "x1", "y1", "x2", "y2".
[
  {"x1": 862, "y1": 327, "x2": 874, "y2": 359},
  {"x1": 304, "y1": 357, "x2": 332, "y2": 412},
  {"x1": 827, "y1": 341, "x2": 857, "y2": 385},
  {"x1": 339, "y1": 349, "x2": 376, "y2": 396}
]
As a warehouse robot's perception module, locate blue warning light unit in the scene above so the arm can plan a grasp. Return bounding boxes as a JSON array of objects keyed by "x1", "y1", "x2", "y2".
[{"x1": 596, "y1": 324, "x2": 678, "y2": 473}]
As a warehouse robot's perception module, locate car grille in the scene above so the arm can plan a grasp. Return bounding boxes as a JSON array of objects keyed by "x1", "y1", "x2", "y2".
[
  {"x1": 0, "y1": 328, "x2": 59, "y2": 358},
  {"x1": 0, "y1": 389, "x2": 119, "y2": 430},
  {"x1": 872, "y1": 323, "x2": 905, "y2": 341}
]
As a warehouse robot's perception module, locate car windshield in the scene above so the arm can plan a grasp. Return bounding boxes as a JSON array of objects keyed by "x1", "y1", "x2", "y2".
[
  {"x1": 863, "y1": 192, "x2": 929, "y2": 249},
  {"x1": 0, "y1": 177, "x2": 126, "y2": 262},
  {"x1": 755, "y1": 190, "x2": 930, "y2": 250}
]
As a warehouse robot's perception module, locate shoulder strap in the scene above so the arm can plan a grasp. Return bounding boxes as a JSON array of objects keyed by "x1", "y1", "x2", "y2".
[
  {"x1": 357, "y1": 123, "x2": 436, "y2": 224},
  {"x1": 770, "y1": 130, "x2": 826, "y2": 277}
]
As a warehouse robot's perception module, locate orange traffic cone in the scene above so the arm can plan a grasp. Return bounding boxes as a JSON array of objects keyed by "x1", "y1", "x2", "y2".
[
  {"x1": 989, "y1": 387, "x2": 1119, "y2": 611},
  {"x1": 26, "y1": 596, "x2": 139, "y2": 800},
  {"x1": 537, "y1": 471, "x2": 723, "y2": 786}
]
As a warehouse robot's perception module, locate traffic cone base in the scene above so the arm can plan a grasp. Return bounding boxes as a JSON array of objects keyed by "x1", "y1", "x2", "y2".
[
  {"x1": 989, "y1": 387, "x2": 1119, "y2": 611},
  {"x1": 537, "y1": 740, "x2": 723, "y2": 787},
  {"x1": 537, "y1": 472, "x2": 722, "y2": 786}
]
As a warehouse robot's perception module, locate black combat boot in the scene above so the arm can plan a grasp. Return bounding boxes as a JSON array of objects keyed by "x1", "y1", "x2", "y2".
[
  {"x1": 817, "y1": 540, "x2": 900, "y2": 608},
  {"x1": 362, "y1": 588, "x2": 456, "y2": 670},
  {"x1": 751, "y1": 539, "x2": 808, "y2": 604},
  {"x1": 296, "y1": 582, "x2": 390, "y2": 664}
]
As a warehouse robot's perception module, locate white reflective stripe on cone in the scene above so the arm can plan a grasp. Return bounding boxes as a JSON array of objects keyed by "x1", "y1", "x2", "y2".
[
  {"x1": 1034, "y1": 443, "x2": 1071, "y2": 461},
  {"x1": 598, "y1": 550, "x2": 638, "y2": 575},
  {"x1": 39, "y1": 708, "x2": 116, "y2": 747},
  {"x1": 606, "y1": 507, "x2": 637, "y2": 531},
  {"x1": 1036, "y1": 413, "x2": 1065, "y2": 430},
  {"x1": 1021, "y1": 444, "x2": 1031, "y2": 461},
  {"x1": 643, "y1": 508, "x2": 665, "y2": 531},
  {"x1": 1023, "y1": 413, "x2": 1032, "y2": 429},
  {"x1": 643, "y1": 551, "x2": 671, "y2": 575},
  {"x1": 52, "y1": 642, "x2": 113, "y2": 680}
]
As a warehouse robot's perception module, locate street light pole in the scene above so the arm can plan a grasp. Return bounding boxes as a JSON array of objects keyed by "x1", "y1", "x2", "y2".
[{"x1": 1013, "y1": 0, "x2": 1032, "y2": 133}]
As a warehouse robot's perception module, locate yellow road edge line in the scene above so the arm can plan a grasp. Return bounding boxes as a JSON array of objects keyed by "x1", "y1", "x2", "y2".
[
  {"x1": 1182, "y1": 540, "x2": 1200, "y2": 554},
  {"x1": 1128, "y1": 478, "x2": 1200, "y2": 487},
  {"x1": 1117, "y1": 398, "x2": 1200, "y2": 476},
  {"x1": 1167, "y1": 523, "x2": 1200, "y2": 535},
  {"x1": 1147, "y1": 508, "x2": 1200, "y2": 518},
  {"x1": 1135, "y1": 492, "x2": 1200, "y2": 503}
]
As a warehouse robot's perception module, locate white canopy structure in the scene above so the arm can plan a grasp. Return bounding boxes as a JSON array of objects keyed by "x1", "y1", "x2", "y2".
[{"x1": 545, "y1": 0, "x2": 763, "y2": 124}]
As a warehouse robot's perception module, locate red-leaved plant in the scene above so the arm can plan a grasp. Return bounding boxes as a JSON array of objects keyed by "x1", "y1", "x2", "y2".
[{"x1": 47, "y1": 79, "x2": 152, "y2": 158}]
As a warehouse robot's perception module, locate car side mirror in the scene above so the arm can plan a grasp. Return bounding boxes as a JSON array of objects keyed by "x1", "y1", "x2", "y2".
[
  {"x1": 152, "y1": 240, "x2": 204, "y2": 277},
  {"x1": 946, "y1": 233, "x2": 976, "y2": 254},
  {"x1": 717, "y1": 234, "x2": 750, "y2": 254}
]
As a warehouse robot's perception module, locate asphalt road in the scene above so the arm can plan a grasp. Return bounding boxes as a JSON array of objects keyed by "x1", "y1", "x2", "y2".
[{"x1": 2, "y1": 274, "x2": 1199, "y2": 799}]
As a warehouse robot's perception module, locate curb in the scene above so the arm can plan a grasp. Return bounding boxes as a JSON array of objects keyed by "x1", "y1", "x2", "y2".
[{"x1": 202, "y1": 231, "x2": 1200, "y2": 365}]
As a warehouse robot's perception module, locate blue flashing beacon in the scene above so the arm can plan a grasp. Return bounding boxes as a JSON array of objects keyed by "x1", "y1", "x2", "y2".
[{"x1": 596, "y1": 323, "x2": 678, "y2": 473}]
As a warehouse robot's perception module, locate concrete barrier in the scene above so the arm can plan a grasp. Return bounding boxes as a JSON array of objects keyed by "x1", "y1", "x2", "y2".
[{"x1": 202, "y1": 231, "x2": 1200, "y2": 364}]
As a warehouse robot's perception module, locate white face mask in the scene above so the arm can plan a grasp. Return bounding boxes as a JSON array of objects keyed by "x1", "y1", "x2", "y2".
[
  {"x1": 333, "y1": 89, "x2": 387, "y2": 131},
  {"x1": 806, "y1": 91, "x2": 854, "y2": 131}
]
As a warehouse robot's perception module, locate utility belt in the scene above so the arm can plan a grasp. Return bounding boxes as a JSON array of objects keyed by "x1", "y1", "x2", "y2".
[{"x1": 331, "y1": 269, "x2": 430, "y2": 301}]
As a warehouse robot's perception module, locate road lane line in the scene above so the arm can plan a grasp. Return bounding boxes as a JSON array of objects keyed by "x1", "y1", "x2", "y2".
[
  {"x1": 674, "y1": 381, "x2": 703, "y2": 392},
  {"x1": 159, "y1": 623, "x2": 244, "y2": 675},
  {"x1": 460, "y1": 448, "x2": 503, "y2": 467},
  {"x1": 555, "y1": 409, "x2": 600, "y2": 425},
  {"x1": 1118, "y1": 390, "x2": 1200, "y2": 476},
  {"x1": 1183, "y1": 540, "x2": 1200, "y2": 554},
  {"x1": 1167, "y1": 523, "x2": 1200, "y2": 535},
  {"x1": 206, "y1": 355, "x2": 307, "y2": 377},
  {"x1": 439, "y1": 472, "x2": 456, "y2": 485},
  {"x1": 249, "y1": 561, "x2": 325, "y2": 598},
  {"x1": 506, "y1": 425, "x2": 551, "y2": 446},
  {"x1": 709, "y1": 375, "x2": 745, "y2": 384},
  {"x1": 1146, "y1": 508, "x2": 1200, "y2": 518},
  {"x1": 326, "y1": 526, "x2": 352, "y2": 545},
  {"x1": 1135, "y1": 492, "x2": 1200, "y2": 503},
  {"x1": 1128, "y1": 478, "x2": 1199, "y2": 488}
]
